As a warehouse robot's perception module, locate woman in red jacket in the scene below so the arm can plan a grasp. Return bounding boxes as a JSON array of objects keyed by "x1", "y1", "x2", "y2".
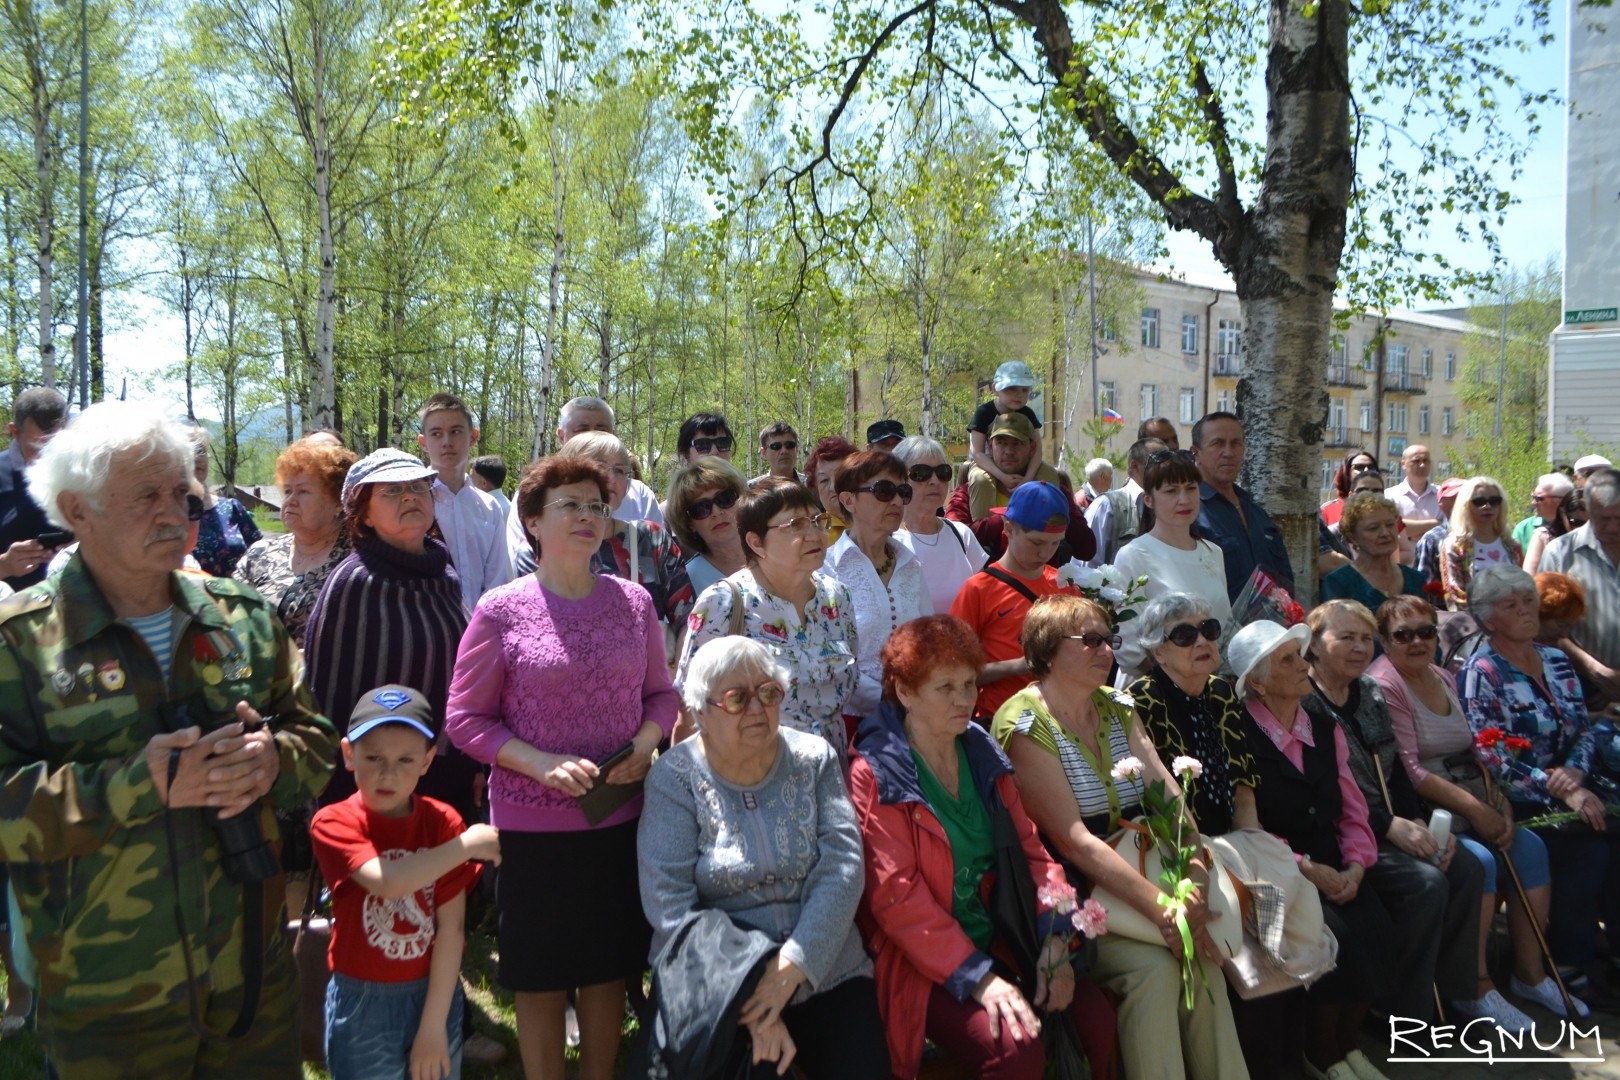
[{"x1": 850, "y1": 616, "x2": 1115, "y2": 1080}]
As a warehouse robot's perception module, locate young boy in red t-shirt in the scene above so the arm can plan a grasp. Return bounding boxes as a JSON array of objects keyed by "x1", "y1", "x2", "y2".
[{"x1": 312, "y1": 685, "x2": 500, "y2": 1080}]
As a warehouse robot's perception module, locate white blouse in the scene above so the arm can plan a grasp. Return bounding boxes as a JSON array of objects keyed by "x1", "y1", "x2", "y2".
[
  {"x1": 896, "y1": 519, "x2": 987, "y2": 615},
  {"x1": 1112, "y1": 533, "x2": 1232, "y2": 680},
  {"x1": 823, "y1": 531, "x2": 932, "y2": 716}
]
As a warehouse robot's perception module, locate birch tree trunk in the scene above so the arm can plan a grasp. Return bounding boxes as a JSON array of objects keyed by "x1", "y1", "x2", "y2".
[{"x1": 310, "y1": 13, "x2": 337, "y2": 427}]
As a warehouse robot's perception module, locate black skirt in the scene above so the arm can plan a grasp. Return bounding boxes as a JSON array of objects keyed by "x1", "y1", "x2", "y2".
[{"x1": 496, "y1": 820, "x2": 652, "y2": 992}]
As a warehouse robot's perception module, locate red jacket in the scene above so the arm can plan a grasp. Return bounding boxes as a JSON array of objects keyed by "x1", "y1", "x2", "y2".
[{"x1": 850, "y1": 706, "x2": 1069, "y2": 1078}]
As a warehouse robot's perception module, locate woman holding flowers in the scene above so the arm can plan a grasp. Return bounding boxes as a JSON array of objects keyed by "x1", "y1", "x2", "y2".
[
  {"x1": 852, "y1": 615, "x2": 1116, "y2": 1080},
  {"x1": 1458, "y1": 564, "x2": 1620, "y2": 1004},
  {"x1": 1229, "y1": 619, "x2": 1395, "y2": 1080},
  {"x1": 994, "y1": 595, "x2": 1248, "y2": 1080},
  {"x1": 1112, "y1": 450, "x2": 1231, "y2": 681}
]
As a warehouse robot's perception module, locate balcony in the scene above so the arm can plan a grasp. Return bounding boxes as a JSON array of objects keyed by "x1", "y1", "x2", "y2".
[
  {"x1": 1383, "y1": 371, "x2": 1428, "y2": 395},
  {"x1": 1327, "y1": 365, "x2": 1368, "y2": 388},
  {"x1": 1323, "y1": 425, "x2": 1355, "y2": 448},
  {"x1": 1214, "y1": 355, "x2": 1242, "y2": 378}
]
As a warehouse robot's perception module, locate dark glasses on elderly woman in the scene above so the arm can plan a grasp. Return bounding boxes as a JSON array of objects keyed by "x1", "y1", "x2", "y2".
[
  {"x1": 687, "y1": 488, "x2": 740, "y2": 521},
  {"x1": 856, "y1": 480, "x2": 914, "y2": 504},
  {"x1": 706, "y1": 681, "x2": 786, "y2": 714},
  {"x1": 1388, "y1": 624, "x2": 1439, "y2": 644},
  {"x1": 907, "y1": 464, "x2": 954, "y2": 484},
  {"x1": 1165, "y1": 619, "x2": 1223, "y2": 647}
]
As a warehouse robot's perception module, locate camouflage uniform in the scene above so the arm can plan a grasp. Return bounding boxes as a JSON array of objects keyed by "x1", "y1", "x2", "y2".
[{"x1": 0, "y1": 554, "x2": 337, "y2": 1077}]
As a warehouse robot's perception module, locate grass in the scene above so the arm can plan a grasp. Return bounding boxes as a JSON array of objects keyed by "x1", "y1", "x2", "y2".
[{"x1": 252, "y1": 507, "x2": 288, "y2": 535}]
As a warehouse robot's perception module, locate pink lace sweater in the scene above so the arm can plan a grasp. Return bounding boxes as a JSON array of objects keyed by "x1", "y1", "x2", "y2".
[{"x1": 446, "y1": 574, "x2": 679, "y2": 832}]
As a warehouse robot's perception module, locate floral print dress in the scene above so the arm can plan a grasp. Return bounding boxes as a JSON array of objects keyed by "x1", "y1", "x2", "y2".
[
  {"x1": 193, "y1": 497, "x2": 263, "y2": 577},
  {"x1": 676, "y1": 568, "x2": 859, "y2": 758}
]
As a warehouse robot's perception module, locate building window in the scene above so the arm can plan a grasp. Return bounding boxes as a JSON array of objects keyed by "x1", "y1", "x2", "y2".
[
  {"x1": 1179, "y1": 387, "x2": 1196, "y2": 424},
  {"x1": 1418, "y1": 405, "x2": 1430, "y2": 435},
  {"x1": 1387, "y1": 402, "x2": 1408, "y2": 433},
  {"x1": 1421, "y1": 348, "x2": 1433, "y2": 377},
  {"x1": 1140, "y1": 383, "x2": 1159, "y2": 420},
  {"x1": 1217, "y1": 319, "x2": 1242, "y2": 357},
  {"x1": 1181, "y1": 314, "x2": 1199, "y2": 354},
  {"x1": 1100, "y1": 381, "x2": 1118, "y2": 412},
  {"x1": 1332, "y1": 336, "x2": 1347, "y2": 366},
  {"x1": 1444, "y1": 352, "x2": 1455, "y2": 381},
  {"x1": 1388, "y1": 344, "x2": 1409, "y2": 376},
  {"x1": 1442, "y1": 407, "x2": 1454, "y2": 436},
  {"x1": 1321, "y1": 460, "x2": 1333, "y2": 492},
  {"x1": 1328, "y1": 399, "x2": 1347, "y2": 433},
  {"x1": 1215, "y1": 390, "x2": 1232, "y2": 413},
  {"x1": 1359, "y1": 400, "x2": 1373, "y2": 432},
  {"x1": 1141, "y1": 308, "x2": 1161, "y2": 349},
  {"x1": 1360, "y1": 341, "x2": 1377, "y2": 371}
]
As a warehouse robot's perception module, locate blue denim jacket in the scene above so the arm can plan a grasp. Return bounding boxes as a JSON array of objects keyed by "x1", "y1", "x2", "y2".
[{"x1": 1196, "y1": 481, "x2": 1296, "y2": 602}]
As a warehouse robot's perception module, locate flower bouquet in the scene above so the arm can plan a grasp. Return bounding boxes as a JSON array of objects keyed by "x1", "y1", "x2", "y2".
[
  {"x1": 1033, "y1": 880, "x2": 1107, "y2": 1080},
  {"x1": 1105, "y1": 754, "x2": 1215, "y2": 1009},
  {"x1": 1480, "y1": 725, "x2": 1620, "y2": 829},
  {"x1": 1057, "y1": 562, "x2": 1149, "y2": 628},
  {"x1": 1217, "y1": 568, "x2": 1305, "y2": 671}
]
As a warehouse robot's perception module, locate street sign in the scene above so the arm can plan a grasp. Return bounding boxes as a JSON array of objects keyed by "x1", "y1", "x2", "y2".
[{"x1": 1566, "y1": 307, "x2": 1619, "y2": 324}]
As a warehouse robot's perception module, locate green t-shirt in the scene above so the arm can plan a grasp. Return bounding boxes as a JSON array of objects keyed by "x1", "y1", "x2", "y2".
[
  {"x1": 912, "y1": 739, "x2": 996, "y2": 950},
  {"x1": 1511, "y1": 514, "x2": 1542, "y2": 553}
]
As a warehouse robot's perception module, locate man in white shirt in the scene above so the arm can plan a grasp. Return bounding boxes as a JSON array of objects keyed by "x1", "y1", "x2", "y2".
[
  {"x1": 417, "y1": 392, "x2": 513, "y2": 611},
  {"x1": 1388, "y1": 443, "x2": 1443, "y2": 539},
  {"x1": 469, "y1": 455, "x2": 512, "y2": 517}
]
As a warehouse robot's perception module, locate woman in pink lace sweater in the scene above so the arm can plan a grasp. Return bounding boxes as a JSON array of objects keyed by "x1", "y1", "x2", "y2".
[{"x1": 446, "y1": 454, "x2": 678, "y2": 1080}]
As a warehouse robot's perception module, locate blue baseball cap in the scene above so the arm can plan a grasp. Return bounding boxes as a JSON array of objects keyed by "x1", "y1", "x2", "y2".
[
  {"x1": 993, "y1": 361, "x2": 1037, "y2": 391},
  {"x1": 347, "y1": 685, "x2": 439, "y2": 742},
  {"x1": 1004, "y1": 482, "x2": 1070, "y2": 533}
]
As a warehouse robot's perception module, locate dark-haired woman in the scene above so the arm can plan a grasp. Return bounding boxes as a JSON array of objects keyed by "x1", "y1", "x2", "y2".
[
  {"x1": 675, "y1": 478, "x2": 859, "y2": 756},
  {"x1": 1113, "y1": 450, "x2": 1231, "y2": 680},
  {"x1": 824, "y1": 450, "x2": 932, "y2": 717},
  {"x1": 447, "y1": 454, "x2": 679, "y2": 1080},
  {"x1": 805, "y1": 435, "x2": 859, "y2": 545},
  {"x1": 1320, "y1": 450, "x2": 1381, "y2": 530},
  {"x1": 665, "y1": 456, "x2": 750, "y2": 594}
]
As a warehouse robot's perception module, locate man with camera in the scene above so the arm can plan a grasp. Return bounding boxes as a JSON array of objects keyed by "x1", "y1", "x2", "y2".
[{"x1": 0, "y1": 401, "x2": 337, "y2": 1077}]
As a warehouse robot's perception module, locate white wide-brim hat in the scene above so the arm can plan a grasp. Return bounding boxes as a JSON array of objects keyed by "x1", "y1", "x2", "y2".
[{"x1": 1229, "y1": 621, "x2": 1313, "y2": 697}]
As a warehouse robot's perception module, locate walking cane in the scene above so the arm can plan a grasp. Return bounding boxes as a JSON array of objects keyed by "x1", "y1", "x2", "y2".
[{"x1": 1371, "y1": 754, "x2": 1448, "y2": 1023}]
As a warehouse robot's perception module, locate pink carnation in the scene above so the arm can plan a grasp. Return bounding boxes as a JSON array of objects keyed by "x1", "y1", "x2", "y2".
[
  {"x1": 1072, "y1": 898, "x2": 1108, "y2": 939},
  {"x1": 1039, "y1": 880, "x2": 1078, "y2": 915}
]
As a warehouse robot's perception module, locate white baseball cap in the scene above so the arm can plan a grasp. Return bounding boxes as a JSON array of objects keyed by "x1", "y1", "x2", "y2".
[{"x1": 1573, "y1": 454, "x2": 1612, "y2": 473}]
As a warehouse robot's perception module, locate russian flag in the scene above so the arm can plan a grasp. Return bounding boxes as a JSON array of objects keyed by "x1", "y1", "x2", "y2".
[{"x1": 1102, "y1": 408, "x2": 1124, "y2": 423}]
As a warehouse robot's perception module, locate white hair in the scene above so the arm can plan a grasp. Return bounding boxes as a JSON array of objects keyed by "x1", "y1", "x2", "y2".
[
  {"x1": 1084, "y1": 457, "x2": 1114, "y2": 483},
  {"x1": 678, "y1": 636, "x2": 791, "y2": 716},
  {"x1": 1468, "y1": 564, "x2": 1538, "y2": 629},
  {"x1": 1136, "y1": 592, "x2": 1215, "y2": 654},
  {"x1": 892, "y1": 435, "x2": 946, "y2": 465},
  {"x1": 1535, "y1": 472, "x2": 1574, "y2": 499},
  {"x1": 557, "y1": 396, "x2": 614, "y2": 432},
  {"x1": 26, "y1": 401, "x2": 193, "y2": 528}
]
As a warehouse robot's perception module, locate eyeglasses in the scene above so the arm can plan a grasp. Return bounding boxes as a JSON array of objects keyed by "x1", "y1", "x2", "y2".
[
  {"x1": 186, "y1": 494, "x2": 206, "y2": 521},
  {"x1": 375, "y1": 480, "x2": 434, "y2": 499},
  {"x1": 765, "y1": 513, "x2": 830, "y2": 534},
  {"x1": 1350, "y1": 460, "x2": 1380, "y2": 473},
  {"x1": 1470, "y1": 495, "x2": 1504, "y2": 509},
  {"x1": 1165, "y1": 619, "x2": 1222, "y2": 647},
  {"x1": 855, "y1": 480, "x2": 914, "y2": 504},
  {"x1": 907, "y1": 463, "x2": 954, "y2": 484},
  {"x1": 1066, "y1": 632, "x2": 1122, "y2": 651},
  {"x1": 1388, "y1": 624, "x2": 1439, "y2": 644},
  {"x1": 707, "y1": 680, "x2": 785, "y2": 714},
  {"x1": 607, "y1": 465, "x2": 632, "y2": 481},
  {"x1": 691, "y1": 435, "x2": 734, "y2": 454},
  {"x1": 688, "y1": 488, "x2": 740, "y2": 521},
  {"x1": 544, "y1": 497, "x2": 614, "y2": 520},
  {"x1": 766, "y1": 440, "x2": 798, "y2": 452}
]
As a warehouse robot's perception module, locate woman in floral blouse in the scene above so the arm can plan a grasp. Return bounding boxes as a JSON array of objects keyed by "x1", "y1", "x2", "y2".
[
  {"x1": 190, "y1": 427, "x2": 264, "y2": 577},
  {"x1": 676, "y1": 478, "x2": 858, "y2": 758},
  {"x1": 1439, "y1": 476, "x2": 1523, "y2": 610},
  {"x1": 233, "y1": 437, "x2": 355, "y2": 645},
  {"x1": 1458, "y1": 564, "x2": 1620, "y2": 1001}
]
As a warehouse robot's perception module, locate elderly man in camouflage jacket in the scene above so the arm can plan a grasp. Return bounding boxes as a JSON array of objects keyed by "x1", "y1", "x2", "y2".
[{"x1": 0, "y1": 401, "x2": 336, "y2": 1077}]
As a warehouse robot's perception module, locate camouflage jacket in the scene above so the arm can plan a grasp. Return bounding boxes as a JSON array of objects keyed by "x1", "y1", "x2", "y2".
[{"x1": 0, "y1": 554, "x2": 337, "y2": 1020}]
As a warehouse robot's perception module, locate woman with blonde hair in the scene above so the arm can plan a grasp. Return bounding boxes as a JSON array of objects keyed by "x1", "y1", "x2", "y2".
[{"x1": 1439, "y1": 476, "x2": 1522, "y2": 610}]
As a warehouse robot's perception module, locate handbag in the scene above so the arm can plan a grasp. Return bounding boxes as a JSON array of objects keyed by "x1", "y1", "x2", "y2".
[
  {"x1": 1089, "y1": 817, "x2": 1246, "y2": 960},
  {"x1": 284, "y1": 869, "x2": 331, "y2": 1063},
  {"x1": 1208, "y1": 831, "x2": 1339, "y2": 999}
]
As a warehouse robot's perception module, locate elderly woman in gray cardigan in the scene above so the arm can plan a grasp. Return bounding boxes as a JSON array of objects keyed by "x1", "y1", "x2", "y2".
[{"x1": 638, "y1": 636, "x2": 890, "y2": 1079}]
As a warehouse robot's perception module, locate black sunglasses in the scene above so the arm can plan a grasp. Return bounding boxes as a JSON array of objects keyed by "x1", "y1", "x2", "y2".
[
  {"x1": 687, "y1": 488, "x2": 740, "y2": 521},
  {"x1": 691, "y1": 435, "x2": 733, "y2": 454},
  {"x1": 765, "y1": 440, "x2": 798, "y2": 452},
  {"x1": 907, "y1": 463, "x2": 954, "y2": 484},
  {"x1": 1065, "y1": 632, "x2": 1122, "y2": 651},
  {"x1": 856, "y1": 480, "x2": 913, "y2": 504},
  {"x1": 187, "y1": 494, "x2": 206, "y2": 521},
  {"x1": 1147, "y1": 449, "x2": 1196, "y2": 465},
  {"x1": 1470, "y1": 495, "x2": 1504, "y2": 508},
  {"x1": 1388, "y1": 624, "x2": 1439, "y2": 644},
  {"x1": 1165, "y1": 619, "x2": 1223, "y2": 648}
]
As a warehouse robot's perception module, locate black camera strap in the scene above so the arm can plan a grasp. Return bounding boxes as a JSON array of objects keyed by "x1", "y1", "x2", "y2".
[{"x1": 166, "y1": 749, "x2": 263, "y2": 1041}]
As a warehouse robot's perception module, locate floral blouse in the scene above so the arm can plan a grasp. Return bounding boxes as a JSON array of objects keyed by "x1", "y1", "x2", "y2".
[
  {"x1": 676, "y1": 568, "x2": 859, "y2": 755},
  {"x1": 1439, "y1": 533, "x2": 1523, "y2": 610},
  {"x1": 194, "y1": 497, "x2": 263, "y2": 577},
  {"x1": 232, "y1": 530, "x2": 352, "y2": 647},
  {"x1": 1458, "y1": 642, "x2": 1594, "y2": 808}
]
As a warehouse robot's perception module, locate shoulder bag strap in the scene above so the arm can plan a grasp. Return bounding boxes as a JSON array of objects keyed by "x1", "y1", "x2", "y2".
[
  {"x1": 727, "y1": 579, "x2": 745, "y2": 637},
  {"x1": 980, "y1": 564, "x2": 1039, "y2": 605}
]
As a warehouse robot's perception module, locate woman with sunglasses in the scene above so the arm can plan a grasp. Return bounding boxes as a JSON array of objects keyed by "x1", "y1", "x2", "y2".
[
  {"x1": 996, "y1": 595, "x2": 1248, "y2": 1080},
  {"x1": 893, "y1": 436, "x2": 988, "y2": 615},
  {"x1": 447, "y1": 454, "x2": 679, "y2": 1080},
  {"x1": 666, "y1": 455, "x2": 750, "y2": 595},
  {"x1": 1321, "y1": 449, "x2": 1381, "y2": 529},
  {"x1": 676, "y1": 478, "x2": 859, "y2": 758},
  {"x1": 1113, "y1": 449, "x2": 1232, "y2": 680},
  {"x1": 1367, "y1": 594, "x2": 1560, "y2": 1020},
  {"x1": 639, "y1": 636, "x2": 890, "y2": 1078},
  {"x1": 825, "y1": 451, "x2": 932, "y2": 718},
  {"x1": 1439, "y1": 476, "x2": 1522, "y2": 610}
]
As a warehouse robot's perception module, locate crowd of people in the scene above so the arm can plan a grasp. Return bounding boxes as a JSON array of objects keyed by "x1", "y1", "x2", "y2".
[{"x1": 2, "y1": 372, "x2": 1620, "y2": 1080}]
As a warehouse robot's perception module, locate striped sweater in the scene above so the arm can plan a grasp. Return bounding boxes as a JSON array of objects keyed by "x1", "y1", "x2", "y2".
[{"x1": 303, "y1": 534, "x2": 475, "y2": 813}]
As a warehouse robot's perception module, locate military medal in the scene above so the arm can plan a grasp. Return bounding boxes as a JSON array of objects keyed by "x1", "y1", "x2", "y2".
[
  {"x1": 202, "y1": 664, "x2": 223, "y2": 685},
  {"x1": 97, "y1": 661, "x2": 126, "y2": 692},
  {"x1": 51, "y1": 669, "x2": 75, "y2": 696}
]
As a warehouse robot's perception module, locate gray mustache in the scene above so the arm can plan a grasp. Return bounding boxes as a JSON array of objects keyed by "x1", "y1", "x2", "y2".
[{"x1": 146, "y1": 525, "x2": 189, "y2": 546}]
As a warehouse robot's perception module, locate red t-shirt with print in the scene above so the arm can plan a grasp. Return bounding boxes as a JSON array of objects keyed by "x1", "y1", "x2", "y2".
[{"x1": 312, "y1": 792, "x2": 481, "y2": 982}]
